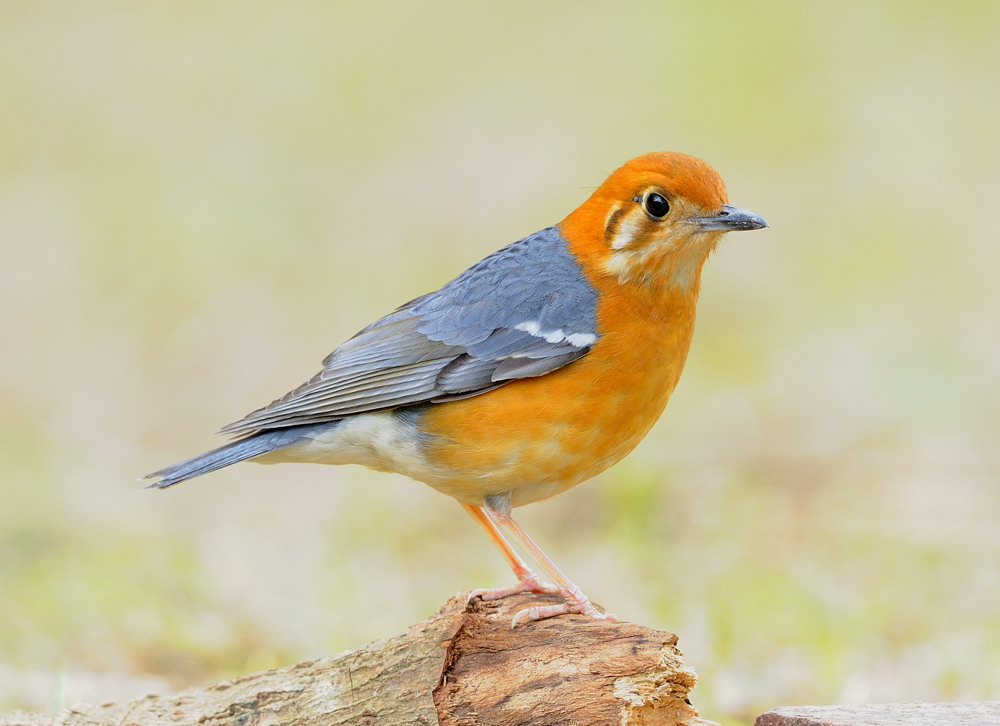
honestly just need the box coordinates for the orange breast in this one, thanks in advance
[418,285,698,506]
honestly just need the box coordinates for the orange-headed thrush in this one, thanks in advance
[146,151,768,625]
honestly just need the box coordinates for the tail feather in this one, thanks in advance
[144,424,321,489]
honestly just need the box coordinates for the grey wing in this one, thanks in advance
[218,226,599,436]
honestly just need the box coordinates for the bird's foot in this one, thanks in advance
[468,571,560,603]
[510,583,618,628]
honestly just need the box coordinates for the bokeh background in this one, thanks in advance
[2,2,999,723]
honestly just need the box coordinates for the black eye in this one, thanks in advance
[643,192,670,219]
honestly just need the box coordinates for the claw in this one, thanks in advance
[510,596,618,628]
[468,573,560,603]
[508,580,618,627]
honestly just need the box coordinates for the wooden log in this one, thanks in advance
[0,592,717,726]
[755,701,1000,726]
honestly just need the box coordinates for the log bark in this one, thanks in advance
[0,592,716,726]
[756,702,1000,726]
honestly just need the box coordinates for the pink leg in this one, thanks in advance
[460,502,560,601]
[482,500,618,627]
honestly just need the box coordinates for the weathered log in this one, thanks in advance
[755,701,1000,726]
[0,592,716,726]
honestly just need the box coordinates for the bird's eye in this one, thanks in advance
[643,192,670,219]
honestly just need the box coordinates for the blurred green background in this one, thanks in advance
[2,2,998,723]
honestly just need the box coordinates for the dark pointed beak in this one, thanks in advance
[692,204,768,232]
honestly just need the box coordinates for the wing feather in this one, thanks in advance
[219,226,599,436]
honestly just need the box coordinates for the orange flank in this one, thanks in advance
[419,284,699,507]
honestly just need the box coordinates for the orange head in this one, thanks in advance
[561,152,766,295]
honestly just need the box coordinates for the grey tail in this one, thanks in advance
[144,424,322,489]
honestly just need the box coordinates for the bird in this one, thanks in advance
[145,151,767,626]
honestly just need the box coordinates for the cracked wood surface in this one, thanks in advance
[0,592,715,726]
[755,702,1000,726]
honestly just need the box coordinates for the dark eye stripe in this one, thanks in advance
[604,206,625,244]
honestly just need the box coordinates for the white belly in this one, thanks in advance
[254,411,443,483]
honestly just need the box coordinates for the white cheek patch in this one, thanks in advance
[605,249,632,278]
[609,214,643,250]
[605,234,710,292]
[606,246,655,280]
[514,320,596,348]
